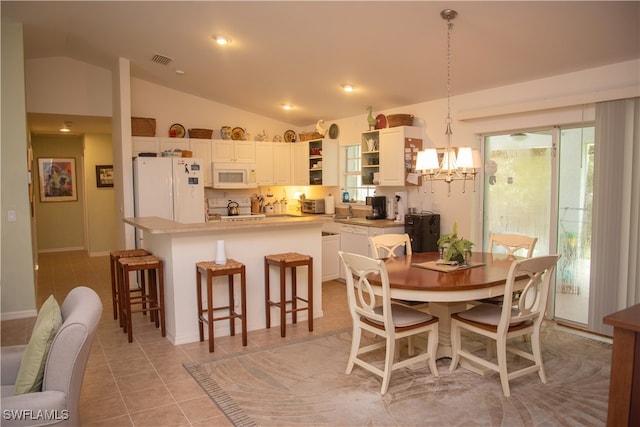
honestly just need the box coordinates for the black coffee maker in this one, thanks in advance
[366,196,387,220]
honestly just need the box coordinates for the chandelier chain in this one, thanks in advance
[446,17,453,135]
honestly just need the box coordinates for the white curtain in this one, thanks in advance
[589,97,640,335]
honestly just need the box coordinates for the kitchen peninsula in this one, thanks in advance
[125,215,331,345]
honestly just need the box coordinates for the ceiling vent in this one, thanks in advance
[151,54,173,66]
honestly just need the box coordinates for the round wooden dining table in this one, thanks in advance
[370,251,521,359]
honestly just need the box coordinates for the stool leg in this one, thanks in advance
[110,256,118,320]
[157,261,166,338]
[118,262,126,329]
[207,271,214,352]
[196,268,204,343]
[240,266,248,347]
[228,274,236,337]
[149,269,159,328]
[139,271,149,319]
[291,266,298,324]
[123,267,134,343]
[265,259,271,329]
[279,262,286,337]
[308,259,313,332]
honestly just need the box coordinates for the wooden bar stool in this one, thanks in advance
[109,249,150,321]
[264,252,313,337]
[118,255,166,343]
[196,260,247,352]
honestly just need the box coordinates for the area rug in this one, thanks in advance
[184,326,611,426]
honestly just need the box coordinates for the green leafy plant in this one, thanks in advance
[437,221,474,263]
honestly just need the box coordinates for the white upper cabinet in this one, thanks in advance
[255,141,275,186]
[308,138,339,186]
[273,142,291,185]
[362,126,422,187]
[290,142,309,185]
[212,139,256,163]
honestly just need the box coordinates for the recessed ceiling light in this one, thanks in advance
[212,35,231,46]
[60,121,72,132]
[282,104,294,110]
[341,84,356,93]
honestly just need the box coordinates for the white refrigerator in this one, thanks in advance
[133,157,206,224]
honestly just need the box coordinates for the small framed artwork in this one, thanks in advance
[38,158,77,202]
[96,165,114,188]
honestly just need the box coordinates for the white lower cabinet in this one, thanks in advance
[322,232,340,281]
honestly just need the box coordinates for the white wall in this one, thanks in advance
[1,19,37,318]
[131,78,299,140]
[25,57,112,117]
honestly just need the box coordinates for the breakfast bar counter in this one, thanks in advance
[124,215,331,345]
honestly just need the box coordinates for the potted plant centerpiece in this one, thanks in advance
[437,221,474,265]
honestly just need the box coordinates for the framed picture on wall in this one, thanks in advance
[96,165,114,188]
[38,157,77,202]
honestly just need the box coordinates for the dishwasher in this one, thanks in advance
[339,224,370,279]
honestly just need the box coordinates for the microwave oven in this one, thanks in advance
[301,199,325,214]
[212,162,257,189]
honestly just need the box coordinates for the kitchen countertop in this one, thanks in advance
[124,213,404,235]
[332,217,405,228]
[125,214,331,234]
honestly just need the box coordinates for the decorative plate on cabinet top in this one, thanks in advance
[284,130,297,142]
[375,114,387,130]
[169,123,186,138]
[328,123,339,139]
[231,127,245,140]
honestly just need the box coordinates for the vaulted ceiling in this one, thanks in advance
[4,1,639,133]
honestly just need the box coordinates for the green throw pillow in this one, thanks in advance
[13,295,62,395]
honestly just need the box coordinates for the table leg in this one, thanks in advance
[427,301,469,359]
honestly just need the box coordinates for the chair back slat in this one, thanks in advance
[339,251,392,329]
[369,234,412,259]
[488,233,537,258]
[499,255,561,331]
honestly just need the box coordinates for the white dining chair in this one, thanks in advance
[369,233,412,258]
[449,254,561,397]
[488,232,538,258]
[338,251,439,395]
[479,232,538,306]
[369,234,429,311]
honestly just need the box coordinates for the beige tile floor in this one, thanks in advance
[1,250,351,426]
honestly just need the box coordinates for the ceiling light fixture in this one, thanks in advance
[416,9,480,196]
[341,84,355,93]
[282,104,294,110]
[212,35,231,46]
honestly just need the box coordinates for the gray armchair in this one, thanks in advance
[1,286,103,426]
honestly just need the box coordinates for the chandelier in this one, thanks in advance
[416,9,481,196]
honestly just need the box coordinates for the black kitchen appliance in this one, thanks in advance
[405,213,440,253]
[365,196,387,220]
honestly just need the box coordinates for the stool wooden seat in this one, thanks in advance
[118,255,165,343]
[196,260,247,352]
[264,252,313,337]
[109,249,150,321]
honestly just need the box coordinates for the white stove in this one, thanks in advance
[219,214,266,222]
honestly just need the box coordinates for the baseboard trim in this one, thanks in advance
[38,246,84,254]
[2,309,38,321]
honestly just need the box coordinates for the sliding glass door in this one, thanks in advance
[483,126,594,327]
